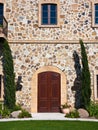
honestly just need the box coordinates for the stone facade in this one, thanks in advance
[5,0,98,42]
[0,0,98,112]
[10,43,97,112]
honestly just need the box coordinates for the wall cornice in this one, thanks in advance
[8,40,98,44]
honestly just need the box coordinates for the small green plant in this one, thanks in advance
[61,103,71,109]
[12,104,22,111]
[0,108,11,118]
[86,102,98,118]
[18,109,32,118]
[95,114,98,119]
[0,104,2,110]
[65,110,80,118]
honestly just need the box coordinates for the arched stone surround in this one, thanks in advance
[31,66,67,113]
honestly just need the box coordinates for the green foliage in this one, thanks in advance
[0,107,11,118]
[86,102,98,118]
[12,104,22,111]
[0,102,4,111]
[0,39,16,110]
[80,39,91,108]
[0,104,2,110]
[65,110,80,118]
[61,103,71,108]
[0,121,98,130]
[18,109,32,118]
[95,114,98,119]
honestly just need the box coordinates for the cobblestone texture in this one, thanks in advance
[9,43,98,111]
[5,0,98,41]
[0,0,97,111]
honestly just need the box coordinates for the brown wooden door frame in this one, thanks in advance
[38,71,61,112]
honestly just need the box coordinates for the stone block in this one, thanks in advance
[78,109,89,118]
[10,110,22,118]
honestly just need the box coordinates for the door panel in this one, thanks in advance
[50,72,60,112]
[38,71,60,112]
[38,72,49,112]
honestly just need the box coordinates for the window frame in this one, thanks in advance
[41,4,57,25]
[92,0,98,27]
[39,0,60,27]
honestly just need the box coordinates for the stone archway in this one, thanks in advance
[31,66,67,113]
[38,71,61,112]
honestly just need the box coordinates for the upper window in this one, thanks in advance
[39,0,60,27]
[41,4,57,25]
[0,3,4,25]
[92,1,98,27]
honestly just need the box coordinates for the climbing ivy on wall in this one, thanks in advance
[80,39,91,108]
[0,38,15,110]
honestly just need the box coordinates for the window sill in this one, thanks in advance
[92,24,98,28]
[39,24,60,28]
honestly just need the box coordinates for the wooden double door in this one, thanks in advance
[38,71,61,112]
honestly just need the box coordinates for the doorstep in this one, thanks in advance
[0,113,98,122]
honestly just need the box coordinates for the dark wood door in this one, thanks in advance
[38,71,60,112]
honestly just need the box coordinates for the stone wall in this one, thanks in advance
[9,43,97,111]
[5,0,98,41]
[1,0,98,111]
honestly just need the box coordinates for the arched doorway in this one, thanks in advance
[31,66,67,113]
[38,71,60,112]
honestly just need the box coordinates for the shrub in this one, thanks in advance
[95,114,98,119]
[61,103,71,109]
[1,39,16,110]
[18,109,32,118]
[12,104,22,111]
[0,108,10,118]
[0,103,2,110]
[65,110,80,118]
[80,39,91,108]
[86,102,98,118]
